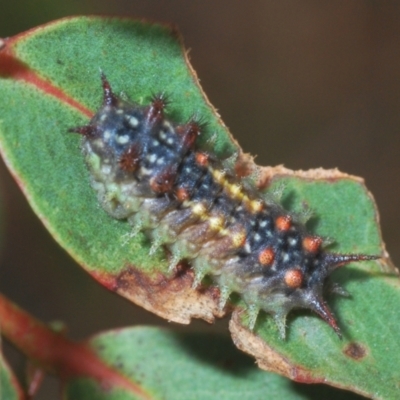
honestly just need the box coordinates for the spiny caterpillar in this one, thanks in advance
[71,74,378,339]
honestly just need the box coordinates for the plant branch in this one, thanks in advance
[0,293,152,399]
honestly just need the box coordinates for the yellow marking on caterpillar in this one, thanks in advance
[228,183,243,198]
[191,202,207,217]
[212,169,226,183]
[249,199,264,213]
[210,167,264,214]
[209,216,224,231]
[231,229,246,248]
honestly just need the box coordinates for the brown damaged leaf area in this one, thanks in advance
[113,264,226,324]
[343,342,368,361]
[229,311,326,382]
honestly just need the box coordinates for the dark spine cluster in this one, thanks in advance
[71,75,378,338]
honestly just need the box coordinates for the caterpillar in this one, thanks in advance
[71,74,378,338]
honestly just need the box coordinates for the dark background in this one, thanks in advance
[1,1,399,398]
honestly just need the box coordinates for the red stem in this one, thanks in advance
[0,39,93,118]
[0,293,152,399]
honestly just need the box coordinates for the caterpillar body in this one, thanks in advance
[71,75,378,338]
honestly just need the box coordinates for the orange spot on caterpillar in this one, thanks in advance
[176,187,190,201]
[303,236,322,253]
[258,247,275,266]
[275,215,292,231]
[195,152,209,166]
[150,167,176,193]
[284,269,303,288]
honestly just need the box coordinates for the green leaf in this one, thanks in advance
[65,326,363,400]
[0,17,398,399]
[0,352,24,400]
